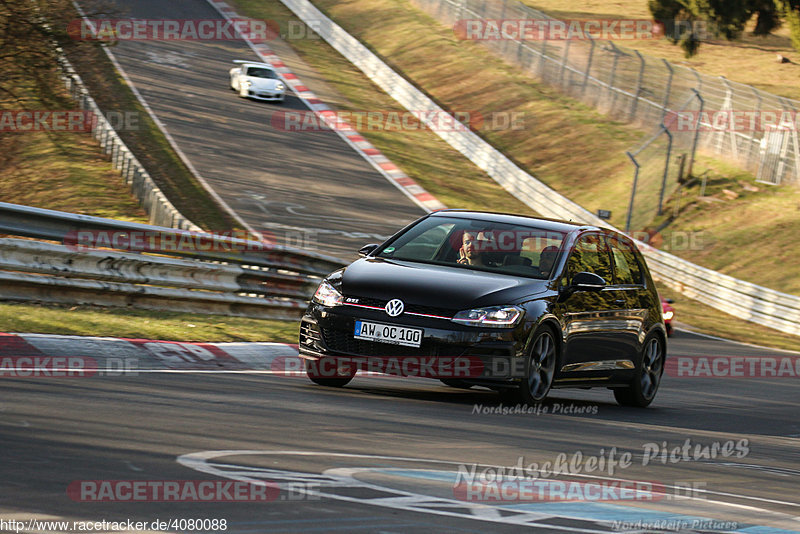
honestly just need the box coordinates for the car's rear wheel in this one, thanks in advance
[614,334,664,407]
[305,358,355,388]
[505,326,557,405]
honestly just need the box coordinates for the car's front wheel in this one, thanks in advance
[614,334,664,407]
[505,326,557,405]
[305,358,356,388]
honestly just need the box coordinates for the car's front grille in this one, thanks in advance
[347,296,455,318]
[320,327,466,358]
[300,321,323,349]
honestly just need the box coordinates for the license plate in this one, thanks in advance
[354,320,422,348]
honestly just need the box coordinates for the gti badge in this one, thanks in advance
[385,299,405,317]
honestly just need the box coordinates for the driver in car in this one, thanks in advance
[458,231,493,267]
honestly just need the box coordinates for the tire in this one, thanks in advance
[305,358,355,388]
[503,326,557,405]
[614,334,664,407]
[440,378,473,389]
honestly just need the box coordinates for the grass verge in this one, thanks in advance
[0,302,299,343]
[0,79,149,221]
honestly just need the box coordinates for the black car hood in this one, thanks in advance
[338,258,548,309]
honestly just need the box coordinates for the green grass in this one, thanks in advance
[0,302,299,343]
[0,81,149,221]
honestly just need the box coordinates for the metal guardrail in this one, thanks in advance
[0,203,346,319]
[276,0,800,337]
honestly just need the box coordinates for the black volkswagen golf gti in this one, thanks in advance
[299,210,667,407]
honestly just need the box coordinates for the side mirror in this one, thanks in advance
[358,243,380,257]
[570,271,607,292]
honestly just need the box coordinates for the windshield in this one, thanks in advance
[375,216,566,279]
[246,67,278,79]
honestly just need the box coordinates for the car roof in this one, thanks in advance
[235,62,276,70]
[430,209,608,235]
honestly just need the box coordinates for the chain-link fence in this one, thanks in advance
[412,0,800,193]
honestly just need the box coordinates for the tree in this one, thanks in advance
[648,0,792,57]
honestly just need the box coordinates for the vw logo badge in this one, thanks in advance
[385,299,405,317]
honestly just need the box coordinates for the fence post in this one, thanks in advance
[660,59,673,120]
[558,38,571,89]
[582,37,595,97]
[625,151,640,233]
[658,126,673,215]
[630,50,645,121]
[606,42,621,113]
[747,86,762,168]
[688,89,703,178]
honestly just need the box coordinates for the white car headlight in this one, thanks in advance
[312,280,343,307]
[451,305,524,328]
[662,311,674,320]
[275,82,285,92]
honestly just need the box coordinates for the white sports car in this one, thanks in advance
[229,60,286,102]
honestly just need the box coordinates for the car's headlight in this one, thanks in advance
[451,305,524,328]
[275,82,285,91]
[312,280,343,307]
[662,311,674,320]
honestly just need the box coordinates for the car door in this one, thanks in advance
[606,234,650,363]
[557,232,628,373]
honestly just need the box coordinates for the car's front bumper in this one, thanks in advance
[248,90,285,101]
[299,302,529,383]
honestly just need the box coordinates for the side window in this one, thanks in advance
[608,236,643,285]
[566,233,612,282]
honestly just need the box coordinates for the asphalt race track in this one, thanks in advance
[105,0,425,260]
[1,330,799,533]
